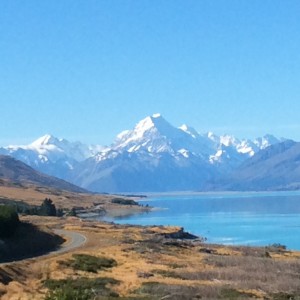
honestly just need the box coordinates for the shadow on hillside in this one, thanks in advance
[0,222,65,263]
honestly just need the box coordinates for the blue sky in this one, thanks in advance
[1,0,300,146]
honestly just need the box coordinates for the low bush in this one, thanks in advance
[44,277,120,300]
[271,292,300,300]
[136,282,223,299]
[220,288,257,299]
[266,243,287,253]
[60,254,117,273]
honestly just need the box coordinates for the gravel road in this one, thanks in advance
[0,230,87,265]
[52,229,87,254]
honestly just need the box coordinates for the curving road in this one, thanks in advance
[52,229,87,254]
[0,230,87,265]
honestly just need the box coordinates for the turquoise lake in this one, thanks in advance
[99,191,300,250]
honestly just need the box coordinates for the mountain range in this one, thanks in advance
[215,140,300,191]
[1,114,298,192]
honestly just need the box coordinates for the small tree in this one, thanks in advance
[68,207,77,217]
[40,198,57,216]
[56,208,64,217]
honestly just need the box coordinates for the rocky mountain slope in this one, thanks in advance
[0,155,86,193]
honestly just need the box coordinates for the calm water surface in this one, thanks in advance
[98,191,300,250]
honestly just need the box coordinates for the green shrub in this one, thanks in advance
[0,205,20,238]
[220,288,256,299]
[44,277,120,300]
[272,292,299,300]
[60,254,117,273]
[67,207,77,217]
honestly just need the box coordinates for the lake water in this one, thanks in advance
[98,191,300,250]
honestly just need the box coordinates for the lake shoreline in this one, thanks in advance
[93,191,300,251]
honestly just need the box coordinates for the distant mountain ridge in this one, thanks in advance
[0,155,87,193]
[214,140,300,191]
[0,134,103,180]
[0,114,293,192]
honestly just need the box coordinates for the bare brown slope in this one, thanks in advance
[0,155,87,193]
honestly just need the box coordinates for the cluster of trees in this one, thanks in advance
[0,198,77,235]
[0,198,76,240]
[40,198,57,216]
[111,198,138,206]
[0,198,58,239]
[0,205,20,238]
[16,198,64,217]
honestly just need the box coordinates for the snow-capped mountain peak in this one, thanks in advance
[135,114,162,133]
[134,113,173,134]
[113,114,180,153]
[30,134,60,147]
[109,114,221,160]
[0,133,104,173]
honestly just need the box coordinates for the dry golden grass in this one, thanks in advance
[0,184,150,221]
[2,215,300,299]
[0,184,113,209]
[1,186,300,299]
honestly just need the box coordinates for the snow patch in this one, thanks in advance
[152,113,161,118]
[178,149,190,158]
[179,124,199,138]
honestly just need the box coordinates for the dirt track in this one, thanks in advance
[52,229,87,254]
